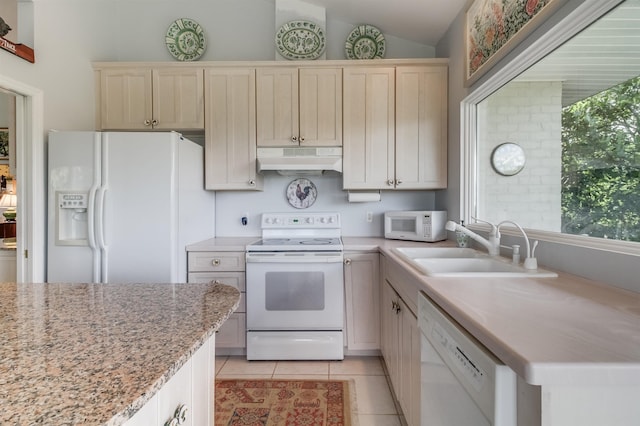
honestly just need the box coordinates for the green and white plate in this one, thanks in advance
[345,24,386,59]
[276,20,326,60]
[165,18,206,61]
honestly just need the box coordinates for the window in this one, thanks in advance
[464,0,640,253]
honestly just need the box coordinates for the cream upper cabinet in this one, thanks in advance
[204,68,262,191]
[343,67,395,190]
[343,64,448,190]
[395,65,448,189]
[97,67,204,130]
[256,67,342,147]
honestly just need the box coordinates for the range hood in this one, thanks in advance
[257,147,342,175]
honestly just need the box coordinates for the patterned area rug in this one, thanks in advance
[215,379,356,426]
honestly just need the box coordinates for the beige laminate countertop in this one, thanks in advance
[375,241,640,387]
[0,282,240,425]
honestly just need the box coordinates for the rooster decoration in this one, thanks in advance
[286,178,317,209]
[0,16,11,38]
[296,183,312,201]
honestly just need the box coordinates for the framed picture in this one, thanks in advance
[0,128,9,159]
[465,0,565,87]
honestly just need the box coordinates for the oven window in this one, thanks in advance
[392,218,415,232]
[265,271,325,311]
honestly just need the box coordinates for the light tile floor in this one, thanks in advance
[215,356,404,426]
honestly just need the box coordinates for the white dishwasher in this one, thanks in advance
[418,292,517,426]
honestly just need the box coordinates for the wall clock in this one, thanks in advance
[491,142,526,176]
[286,178,317,209]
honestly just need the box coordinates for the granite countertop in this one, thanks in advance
[0,282,240,425]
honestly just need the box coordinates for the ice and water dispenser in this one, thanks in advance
[55,191,89,245]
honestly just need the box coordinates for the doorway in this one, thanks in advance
[0,74,45,282]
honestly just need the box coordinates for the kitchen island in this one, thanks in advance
[0,281,240,425]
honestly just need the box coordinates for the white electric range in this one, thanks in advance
[245,212,344,360]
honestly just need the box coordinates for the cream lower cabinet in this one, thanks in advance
[343,252,380,351]
[187,251,246,350]
[380,279,420,426]
[124,333,215,426]
[96,66,204,131]
[204,68,262,190]
[343,64,448,190]
[256,67,342,147]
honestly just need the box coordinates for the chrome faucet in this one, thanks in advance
[445,219,500,256]
[496,220,538,270]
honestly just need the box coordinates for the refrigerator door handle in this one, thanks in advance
[95,186,108,282]
[87,185,99,250]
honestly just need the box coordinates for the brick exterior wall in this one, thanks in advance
[477,81,563,231]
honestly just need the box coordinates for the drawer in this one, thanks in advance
[187,271,246,291]
[216,313,246,349]
[188,251,245,272]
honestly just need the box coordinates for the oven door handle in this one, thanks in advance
[246,253,344,263]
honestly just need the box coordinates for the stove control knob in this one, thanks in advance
[319,217,327,224]
[305,217,313,224]
[327,216,335,223]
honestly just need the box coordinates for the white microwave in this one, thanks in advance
[384,210,448,242]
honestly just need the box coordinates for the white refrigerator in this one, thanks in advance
[47,131,215,283]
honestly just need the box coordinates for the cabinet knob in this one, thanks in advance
[144,119,151,126]
[387,179,394,186]
[396,180,402,185]
[249,180,256,186]
[299,136,305,143]
[212,279,221,284]
[212,259,221,266]
[291,136,298,142]
[152,119,159,126]
[344,258,352,265]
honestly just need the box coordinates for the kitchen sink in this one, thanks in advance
[393,247,485,259]
[393,247,558,278]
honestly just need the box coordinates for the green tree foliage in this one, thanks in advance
[562,75,640,241]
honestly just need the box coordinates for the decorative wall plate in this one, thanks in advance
[165,18,206,61]
[276,20,326,60]
[345,24,386,59]
[286,178,317,209]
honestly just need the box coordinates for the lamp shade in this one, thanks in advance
[0,192,17,208]
[0,192,17,221]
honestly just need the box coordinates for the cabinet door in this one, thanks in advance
[153,68,205,130]
[100,68,152,130]
[344,253,380,351]
[256,67,299,147]
[380,280,400,391]
[299,68,342,147]
[204,68,262,190]
[216,313,246,348]
[396,66,448,189]
[343,67,395,190]
[398,299,420,426]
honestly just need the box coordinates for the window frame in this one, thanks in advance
[460,0,640,256]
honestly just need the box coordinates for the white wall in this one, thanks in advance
[215,173,437,237]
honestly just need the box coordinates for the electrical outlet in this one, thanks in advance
[366,211,373,223]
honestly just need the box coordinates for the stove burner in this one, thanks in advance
[262,238,291,244]
[300,238,333,245]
